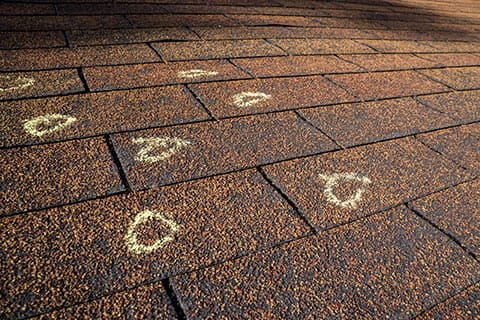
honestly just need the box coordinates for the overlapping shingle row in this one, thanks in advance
[1,0,479,318]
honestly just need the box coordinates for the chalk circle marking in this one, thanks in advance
[232,91,271,108]
[0,76,35,92]
[23,113,77,137]
[318,172,372,209]
[132,136,191,163]
[178,69,219,79]
[125,210,179,255]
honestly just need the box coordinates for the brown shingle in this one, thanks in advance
[1,44,160,71]
[111,112,337,190]
[327,70,449,100]
[412,179,480,257]
[67,27,198,46]
[269,38,374,55]
[151,39,285,61]
[0,138,125,216]
[416,91,480,123]
[419,67,480,90]
[0,69,84,101]
[416,123,480,175]
[189,75,357,118]
[84,60,251,91]
[339,53,438,71]
[173,206,480,319]
[0,31,66,49]
[0,86,209,148]
[0,170,309,318]
[127,14,240,28]
[263,137,470,229]
[232,55,362,77]
[299,97,457,147]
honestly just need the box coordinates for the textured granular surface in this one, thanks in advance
[35,283,178,320]
[424,40,480,53]
[0,137,124,216]
[151,39,285,61]
[227,14,322,26]
[172,206,480,319]
[0,44,161,71]
[419,66,480,90]
[127,14,241,28]
[189,75,357,118]
[3,0,480,318]
[416,123,480,175]
[56,3,169,15]
[411,179,480,257]
[67,27,199,46]
[298,97,457,147]
[0,31,66,49]
[417,282,480,320]
[84,60,251,91]
[268,38,374,55]
[339,53,438,71]
[416,53,480,67]
[112,112,337,190]
[0,15,131,31]
[0,170,309,318]
[191,26,294,40]
[357,40,439,53]
[416,91,480,123]
[0,69,84,101]
[262,137,471,230]
[232,55,362,77]
[0,86,209,148]
[285,26,373,39]
[327,70,449,100]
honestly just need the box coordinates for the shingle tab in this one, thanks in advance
[112,112,337,190]
[0,69,84,100]
[1,44,160,71]
[84,60,251,91]
[189,76,357,118]
[263,137,470,230]
[152,39,285,61]
[0,138,125,215]
[232,55,361,77]
[327,70,449,100]
[416,123,480,175]
[299,98,457,147]
[173,206,480,319]
[0,86,209,148]
[0,170,309,318]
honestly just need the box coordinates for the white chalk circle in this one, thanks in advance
[318,172,371,209]
[132,136,191,163]
[178,69,219,79]
[125,210,179,254]
[23,113,77,137]
[0,76,35,92]
[232,91,271,108]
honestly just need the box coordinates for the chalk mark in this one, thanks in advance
[132,136,191,163]
[0,76,35,92]
[318,172,371,209]
[23,113,77,137]
[125,210,179,254]
[232,91,271,108]
[178,69,219,79]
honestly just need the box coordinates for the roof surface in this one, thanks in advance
[1,0,480,318]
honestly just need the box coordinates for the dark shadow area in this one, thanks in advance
[0,0,479,50]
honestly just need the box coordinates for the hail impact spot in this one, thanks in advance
[23,113,77,137]
[125,210,179,254]
[318,172,372,209]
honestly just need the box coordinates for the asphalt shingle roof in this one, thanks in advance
[1,0,480,318]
